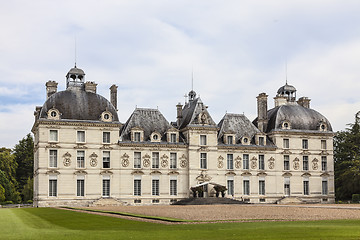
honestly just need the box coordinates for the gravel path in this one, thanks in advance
[86,204,360,222]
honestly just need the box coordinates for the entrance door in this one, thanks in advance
[284,184,290,196]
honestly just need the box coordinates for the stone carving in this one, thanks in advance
[143,159,150,167]
[89,152,98,167]
[293,157,300,170]
[196,170,212,182]
[161,159,168,168]
[268,157,275,169]
[235,156,242,169]
[218,155,224,169]
[251,156,257,169]
[63,152,71,167]
[180,154,187,168]
[121,153,130,167]
[312,158,319,170]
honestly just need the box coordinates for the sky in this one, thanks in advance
[1,0,360,148]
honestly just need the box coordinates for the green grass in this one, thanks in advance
[1,208,360,239]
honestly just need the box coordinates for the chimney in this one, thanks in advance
[176,103,183,127]
[110,84,118,111]
[46,81,58,99]
[257,93,268,132]
[274,95,287,107]
[297,97,311,108]
[84,81,97,93]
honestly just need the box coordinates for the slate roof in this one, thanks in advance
[120,108,174,142]
[39,87,119,122]
[178,98,217,129]
[253,103,333,133]
[218,113,260,144]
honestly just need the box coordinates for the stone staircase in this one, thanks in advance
[276,196,304,204]
[172,197,248,205]
[89,198,125,207]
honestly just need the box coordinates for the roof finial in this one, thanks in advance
[74,34,77,68]
[285,59,288,85]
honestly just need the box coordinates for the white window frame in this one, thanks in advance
[284,155,290,170]
[170,133,177,143]
[152,152,159,169]
[259,180,265,195]
[134,132,141,142]
[134,152,141,168]
[243,180,250,195]
[170,179,177,196]
[303,156,309,171]
[322,180,328,195]
[77,150,85,168]
[227,154,234,170]
[303,180,309,195]
[49,149,58,168]
[321,156,327,171]
[227,179,234,196]
[77,178,85,197]
[77,131,85,143]
[152,179,160,196]
[102,178,110,197]
[134,178,141,196]
[302,139,308,149]
[49,130,58,142]
[259,155,265,170]
[243,154,249,170]
[227,135,234,145]
[103,132,110,144]
[170,153,177,169]
[200,135,207,145]
[103,151,110,168]
[321,140,327,150]
[200,153,207,169]
[283,138,289,149]
[49,176,57,197]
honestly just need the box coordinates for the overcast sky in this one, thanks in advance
[1,0,360,148]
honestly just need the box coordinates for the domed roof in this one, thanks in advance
[265,104,332,132]
[39,88,119,122]
[67,66,85,76]
[277,83,296,95]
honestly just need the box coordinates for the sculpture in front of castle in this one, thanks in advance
[32,66,334,206]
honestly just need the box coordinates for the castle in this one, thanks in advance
[32,65,334,206]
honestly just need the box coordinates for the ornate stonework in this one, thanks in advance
[217,155,224,169]
[121,153,130,167]
[89,152,98,167]
[235,156,242,169]
[251,156,257,169]
[312,158,319,170]
[161,154,169,168]
[268,157,275,169]
[63,152,71,167]
[293,157,300,170]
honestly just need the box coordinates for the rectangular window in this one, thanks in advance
[321,140,327,150]
[259,155,265,170]
[259,137,264,146]
[49,130,58,142]
[170,133,177,143]
[303,180,309,195]
[259,180,265,195]
[103,132,110,143]
[200,135,207,145]
[170,179,177,195]
[102,179,110,197]
[243,154,249,170]
[152,179,159,196]
[283,138,289,149]
[200,153,207,169]
[227,180,234,196]
[227,136,233,145]
[284,155,290,170]
[134,132,141,142]
[103,151,110,168]
[134,179,141,196]
[49,179,57,197]
[284,178,290,196]
[170,153,177,169]
[77,150,85,168]
[322,181,328,195]
[77,131,85,143]
[303,156,309,171]
[227,154,234,170]
[302,139,308,149]
[77,179,85,196]
[243,180,250,195]
[321,156,327,171]
[49,150,58,168]
[152,152,159,169]
[134,152,141,168]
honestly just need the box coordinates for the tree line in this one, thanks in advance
[0,134,33,204]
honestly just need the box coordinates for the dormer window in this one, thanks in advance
[255,134,266,146]
[282,121,291,129]
[224,133,235,145]
[319,122,327,131]
[241,136,250,145]
[166,128,179,143]
[170,133,177,143]
[150,132,161,143]
[131,127,144,142]
[101,111,113,122]
[227,136,233,144]
[259,137,264,146]
[200,135,207,145]
[47,108,60,120]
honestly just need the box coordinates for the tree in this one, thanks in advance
[22,177,33,202]
[0,185,5,202]
[13,134,34,190]
[334,112,360,200]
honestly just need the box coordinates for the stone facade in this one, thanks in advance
[32,66,334,207]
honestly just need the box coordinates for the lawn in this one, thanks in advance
[1,208,360,240]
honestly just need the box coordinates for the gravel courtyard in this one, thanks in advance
[87,204,360,221]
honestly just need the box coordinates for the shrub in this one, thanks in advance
[27,200,33,204]
[352,194,360,203]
